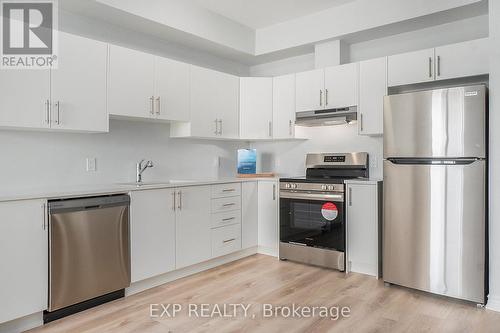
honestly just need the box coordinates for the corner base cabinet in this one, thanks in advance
[0,199,48,324]
[346,181,382,277]
[258,181,279,255]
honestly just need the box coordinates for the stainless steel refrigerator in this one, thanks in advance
[383,84,487,304]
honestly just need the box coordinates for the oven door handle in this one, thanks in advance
[279,191,344,202]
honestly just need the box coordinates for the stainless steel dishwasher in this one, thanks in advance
[45,194,130,323]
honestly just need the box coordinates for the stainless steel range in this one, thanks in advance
[279,152,369,271]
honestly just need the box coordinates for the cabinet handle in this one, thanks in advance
[222,203,235,207]
[360,113,364,132]
[55,101,61,125]
[273,184,276,200]
[222,217,236,222]
[428,57,432,78]
[156,96,161,115]
[149,96,155,115]
[172,191,176,211]
[437,56,441,77]
[222,188,235,192]
[45,99,50,124]
[349,187,353,206]
[223,238,236,244]
[268,121,272,137]
[325,89,329,106]
[319,90,323,106]
[42,203,47,230]
[177,191,182,210]
[218,119,223,135]
[289,120,293,136]
[214,119,219,135]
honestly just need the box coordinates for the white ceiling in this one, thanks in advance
[191,0,356,29]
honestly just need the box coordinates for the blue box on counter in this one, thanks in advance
[237,149,257,174]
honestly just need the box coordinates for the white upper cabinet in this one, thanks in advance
[324,62,359,109]
[388,48,435,86]
[358,57,387,136]
[154,57,190,122]
[0,69,50,129]
[273,74,296,139]
[295,69,324,112]
[173,65,239,139]
[108,45,155,119]
[434,38,489,81]
[130,188,176,283]
[51,32,108,132]
[0,199,48,324]
[239,77,273,140]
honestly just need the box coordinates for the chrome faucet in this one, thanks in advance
[136,159,154,183]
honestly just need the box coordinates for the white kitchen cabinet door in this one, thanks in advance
[0,69,50,129]
[258,181,278,255]
[388,48,435,86]
[154,57,190,121]
[175,185,212,268]
[188,66,222,138]
[435,38,489,81]
[242,181,258,249]
[216,72,240,139]
[295,69,324,112]
[130,189,176,283]
[239,77,273,140]
[324,63,359,108]
[108,44,155,119]
[0,199,48,324]
[346,183,380,277]
[273,74,296,139]
[51,32,108,132]
[359,57,387,136]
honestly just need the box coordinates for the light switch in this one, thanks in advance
[86,157,97,172]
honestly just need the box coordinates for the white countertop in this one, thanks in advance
[0,177,279,202]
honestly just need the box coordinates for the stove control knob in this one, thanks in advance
[292,183,298,189]
[285,183,291,189]
[321,184,327,191]
[327,185,334,191]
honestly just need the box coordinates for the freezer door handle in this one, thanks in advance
[386,158,481,165]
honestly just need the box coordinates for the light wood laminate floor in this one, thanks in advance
[28,254,500,333]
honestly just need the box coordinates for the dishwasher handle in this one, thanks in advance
[49,194,130,214]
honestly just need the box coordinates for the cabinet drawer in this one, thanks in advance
[211,210,241,228]
[211,224,241,257]
[211,183,241,198]
[211,197,241,213]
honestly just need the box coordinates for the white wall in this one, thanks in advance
[251,126,383,179]
[487,0,500,312]
[0,120,245,193]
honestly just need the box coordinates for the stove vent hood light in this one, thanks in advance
[295,107,358,127]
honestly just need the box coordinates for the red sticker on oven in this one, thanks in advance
[321,202,338,221]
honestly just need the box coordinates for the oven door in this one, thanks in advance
[279,191,345,251]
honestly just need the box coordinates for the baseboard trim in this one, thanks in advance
[126,246,258,296]
[487,295,500,312]
[0,312,43,333]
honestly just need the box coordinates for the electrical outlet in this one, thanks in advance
[86,157,97,172]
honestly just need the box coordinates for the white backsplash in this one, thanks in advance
[0,119,246,193]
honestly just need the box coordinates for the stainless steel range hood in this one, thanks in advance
[295,107,357,127]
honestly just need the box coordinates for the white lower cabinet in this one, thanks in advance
[258,181,279,255]
[0,199,48,324]
[242,182,258,249]
[346,182,381,277]
[130,189,176,283]
[211,224,242,257]
[175,185,212,269]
